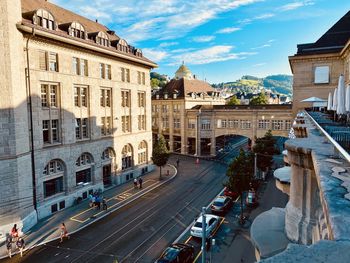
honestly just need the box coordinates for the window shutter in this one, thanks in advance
[39,50,47,70]
[55,53,59,72]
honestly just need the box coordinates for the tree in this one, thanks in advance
[227,95,240,105]
[150,78,160,90]
[252,130,276,173]
[152,134,170,179]
[225,149,253,224]
[250,92,268,105]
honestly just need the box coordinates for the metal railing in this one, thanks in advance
[305,111,350,162]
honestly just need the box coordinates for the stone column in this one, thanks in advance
[285,143,318,244]
[169,104,174,152]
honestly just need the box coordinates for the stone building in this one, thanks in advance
[151,64,225,154]
[289,10,350,116]
[0,0,156,237]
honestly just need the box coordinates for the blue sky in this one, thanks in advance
[53,0,350,83]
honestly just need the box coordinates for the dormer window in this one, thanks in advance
[173,93,177,99]
[164,93,168,99]
[35,9,55,30]
[69,22,86,39]
[192,93,196,99]
[156,94,160,100]
[96,32,109,47]
[135,48,142,57]
[117,39,128,52]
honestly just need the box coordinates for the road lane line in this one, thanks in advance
[193,250,202,263]
[184,236,192,244]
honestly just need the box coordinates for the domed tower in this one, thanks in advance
[175,62,193,80]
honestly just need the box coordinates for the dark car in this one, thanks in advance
[211,196,233,214]
[223,187,239,200]
[155,243,194,263]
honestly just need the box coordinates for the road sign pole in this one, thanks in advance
[201,207,206,263]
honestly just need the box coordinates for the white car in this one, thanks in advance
[190,214,220,238]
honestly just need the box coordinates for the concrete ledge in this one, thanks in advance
[250,207,290,260]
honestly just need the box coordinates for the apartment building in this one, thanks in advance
[0,0,156,235]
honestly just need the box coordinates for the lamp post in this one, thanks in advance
[201,206,206,263]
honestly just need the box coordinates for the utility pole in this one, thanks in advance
[201,207,206,263]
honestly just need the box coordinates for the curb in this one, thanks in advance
[0,164,177,260]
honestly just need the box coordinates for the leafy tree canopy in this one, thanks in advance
[250,92,268,105]
[227,95,240,105]
[252,130,276,171]
[151,78,160,89]
[152,134,170,178]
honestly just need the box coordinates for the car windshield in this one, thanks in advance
[162,247,178,261]
[194,222,203,228]
[213,201,224,207]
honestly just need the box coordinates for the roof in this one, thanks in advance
[156,78,215,99]
[195,214,219,224]
[20,0,156,66]
[296,10,350,55]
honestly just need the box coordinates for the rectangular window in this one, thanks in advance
[49,52,58,72]
[100,88,111,107]
[121,90,130,107]
[50,85,57,107]
[39,50,47,70]
[72,57,79,75]
[201,119,211,130]
[43,120,50,143]
[221,119,227,128]
[174,118,180,129]
[121,68,125,82]
[228,119,239,128]
[74,86,88,107]
[51,119,59,142]
[126,69,130,82]
[314,66,330,84]
[82,118,88,138]
[272,120,283,130]
[80,59,88,76]
[100,89,105,107]
[101,117,106,135]
[285,120,291,130]
[138,115,146,130]
[81,87,87,107]
[74,87,79,106]
[162,117,169,129]
[188,119,196,129]
[44,177,63,198]
[162,105,169,113]
[106,116,111,134]
[122,116,131,132]
[137,71,142,84]
[241,120,251,129]
[106,64,111,80]
[258,120,270,129]
[75,118,81,139]
[138,92,145,107]
[76,169,91,185]
[142,72,146,85]
[100,63,105,79]
[41,85,48,107]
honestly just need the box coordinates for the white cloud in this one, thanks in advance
[54,0,263,44]
[279,1,314,12]
[239,13,275,24]
[216,27,241,34]
[191,35,216,43]
[159,42,179,47]
[251,44,271,50]
[142,48,168,62]
[169,45,256,65]
[253,63,266,67]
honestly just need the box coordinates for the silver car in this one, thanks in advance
[190,214,220,238]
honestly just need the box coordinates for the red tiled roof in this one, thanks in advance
[159,78,214,98]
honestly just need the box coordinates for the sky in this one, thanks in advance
[52,0,350,83]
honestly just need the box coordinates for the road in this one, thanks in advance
[3,139,247,263]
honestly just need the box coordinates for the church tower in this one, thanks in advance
[0,0,37,239]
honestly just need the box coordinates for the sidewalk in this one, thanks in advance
[0,163,177,259]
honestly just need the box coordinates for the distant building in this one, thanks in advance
[289,10,350,116]
[0,0,156,236]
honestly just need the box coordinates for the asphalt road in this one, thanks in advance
[3,139,247,263]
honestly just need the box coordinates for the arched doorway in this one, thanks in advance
[102,147,115,186]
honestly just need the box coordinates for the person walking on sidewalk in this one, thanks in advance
[60,222,70,243]
[138,177,143,189]
[11,224,19,241]
[16,237,25,257]
[133,178,138,189]
[6,234,12,258]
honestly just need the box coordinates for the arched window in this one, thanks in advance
[35,9,55,30]
[96,32,109,47]
[43,159,64,198]
[138,141,147,164]
[135,48,142,57]
[75,153,93,185]
[117,39,128,52]
[102,147,115,160]
[69,22,86,39]
[121,144,133,170]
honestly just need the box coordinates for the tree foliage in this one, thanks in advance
[252,130,276,172]
[250,92,268,105]
[225,149,253,222]
[150,78,160,89]
[227,95,240,105]
[152,134,170,179]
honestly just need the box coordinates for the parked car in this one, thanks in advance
[190,214,220,238]
[155,243,194,263]
[223,187,239,200]
[211,196,233,214]
[246,189,257,207]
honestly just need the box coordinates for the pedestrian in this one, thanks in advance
[176,158,180,168]
[16,237,25,257]
[11,224,19,241]
[60,222,69,243]
[133,178,138,189]
[138,177,143,189]
[102,198,107,210]
[5,234,12,258]
[95,196,101,210]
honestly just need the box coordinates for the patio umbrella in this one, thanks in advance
[337,74,346,115]
[346,85,350,112]
[300,97,327,103]
[332,88,338,111]
[327,92,333,111]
